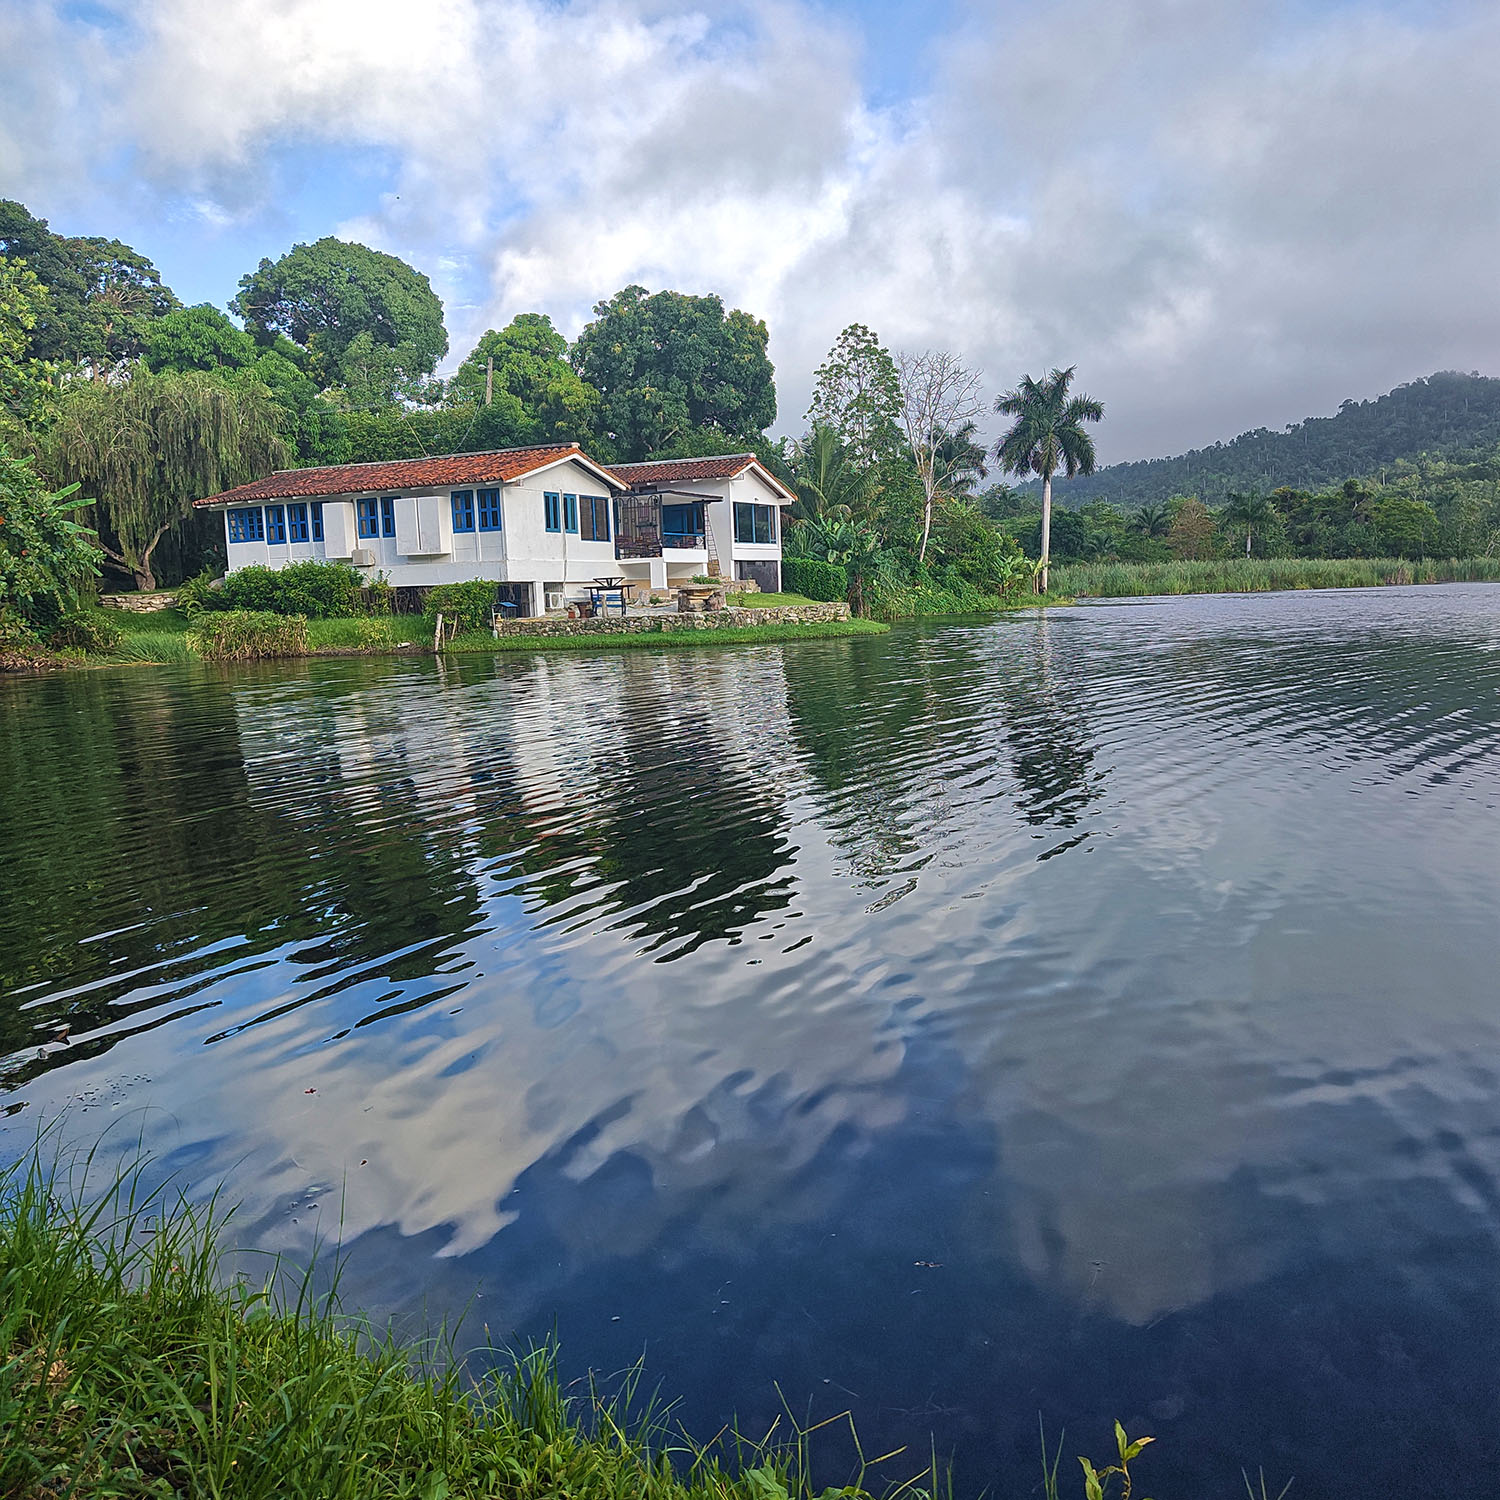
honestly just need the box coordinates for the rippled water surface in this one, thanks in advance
[6,587,1500,1497]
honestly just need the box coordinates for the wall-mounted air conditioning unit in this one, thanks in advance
[544,588,566,612]
[351,547,376,567]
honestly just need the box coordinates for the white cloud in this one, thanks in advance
[2,0,1499,457]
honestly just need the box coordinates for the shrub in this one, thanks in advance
[188,609,309,660]
[424,579,498,631]
[0,447,101,633]
[48,609,123,654]
[213,561,362,618]
[174,567,219,616]
[783,556,849,602]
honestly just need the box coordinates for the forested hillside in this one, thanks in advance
[1047,372,1500,508]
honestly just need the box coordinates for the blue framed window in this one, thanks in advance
[579,494,610,542]
[544,492,561,532]
[226,507,264,543]
[356,497,380,538]
[661,502,703,545]
[380,496,397,537]
[265,504,287,544]
[311,502,324,542]
[733,502,775,545]
[477,488,502,531]
[451,490,476,532]
[563,493,578,533]
[287,503,310,543]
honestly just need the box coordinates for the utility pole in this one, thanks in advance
[485,355,493,407]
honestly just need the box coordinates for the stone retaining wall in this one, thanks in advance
[102,592,178,613]
[492,603,851,638]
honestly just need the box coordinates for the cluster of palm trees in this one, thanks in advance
[790,366,1105,599]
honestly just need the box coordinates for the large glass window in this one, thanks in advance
[477,488,502,531]
[287,503,310,543]
[734,502,775,545]
[563,493,579,534]
[579,494,610,542]
[451,491,476,532]
[543,492,561,532]
[381,497,397,537]
[227,507,264,543]
[356,497,380,538]
[265,504,287,544]
[661,503,704,545]
[311,503,324,542]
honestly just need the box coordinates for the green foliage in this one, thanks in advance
[0,447,99,633]
[0,255,54,418]
[174,566,219,615]
[783,556,850,602]
[212,561,363,618]
[188,609,310,660]
[0,198,179,368]
[47,607,121,653]
[341,402,532,464]
[448,313,601,444]
[425,579,500,631]
[141,302,258,374]
[231,236,448,397]
[571,285,776,461]
[1051,555,1500,596]
[804,324,904,466]
[789,424,875,523]
[1049,370,1500,508]
[40,368,290,591]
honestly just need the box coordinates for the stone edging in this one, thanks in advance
[491,603,851,638]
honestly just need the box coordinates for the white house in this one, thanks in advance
[194,444,796,614]
[607,454,796,594]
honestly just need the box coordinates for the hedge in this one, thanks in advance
[782,557,849,602]
[211,562,363,619]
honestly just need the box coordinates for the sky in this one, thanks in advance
[2,0,1497,462]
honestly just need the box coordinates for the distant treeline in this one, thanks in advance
[1031,372,1500,510]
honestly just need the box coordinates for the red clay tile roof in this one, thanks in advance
[609,454,793,499]
[193,444,622,508]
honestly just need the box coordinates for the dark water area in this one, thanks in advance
[6,586,1500,1498]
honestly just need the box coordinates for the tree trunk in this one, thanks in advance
[917,478,935,567]
[1245,527,1252,559]
[1039,473,1052,594]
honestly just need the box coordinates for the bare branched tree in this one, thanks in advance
[895,350,986,566]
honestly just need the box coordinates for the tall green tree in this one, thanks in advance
[805,323,904,466]
[0,256,53,419]
[571,286,776,461]
[142,303,259,374]
[1223,491,1274,557]
[0,200,179,368]
[231,238,448,398]
[994,366,1104,592]
[448,314,600,443]
[41,370,288,591]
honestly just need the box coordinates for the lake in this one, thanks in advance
[5,586,1500,1498]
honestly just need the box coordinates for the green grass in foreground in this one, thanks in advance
[723,592,817,608]
[1052,555,1500,598]
[0,1149,1176,1500]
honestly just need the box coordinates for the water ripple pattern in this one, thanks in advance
[5,584,1500,1498]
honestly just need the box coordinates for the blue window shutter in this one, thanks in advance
[311,503,324,542]
[381,497,396,536]
[544,492,561,532]
[564,494,578,533]
[451,491,475,532]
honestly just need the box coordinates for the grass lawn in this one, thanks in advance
[722,591,817,607]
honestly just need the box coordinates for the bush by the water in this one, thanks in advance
[424,579,500,631]
[210,561,363,618]
[782,556,849,603]
[0,448,101,641]
[47,609,122,654]
[188,609,309,660]
[0,1148,1164,1500]
[1052,555,1500,598]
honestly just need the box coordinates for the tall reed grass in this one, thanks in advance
[187,610,311,661]
[1051,555,1500,599]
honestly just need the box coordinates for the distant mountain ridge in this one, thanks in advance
[1039,372,1500,510]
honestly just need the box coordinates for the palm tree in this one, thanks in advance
[1130,500,1170,538]
[932,418,989,494]
[994,367,1103,593]
[791,422,873,524]
[1223,491,1274,558]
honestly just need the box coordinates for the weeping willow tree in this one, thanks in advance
[42,368,288,590]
